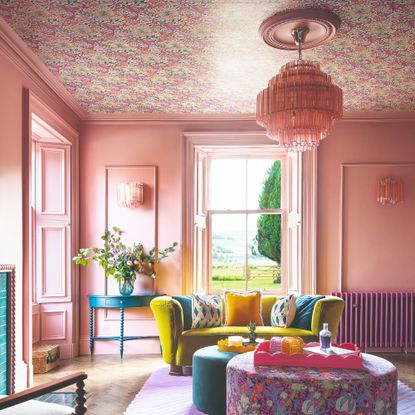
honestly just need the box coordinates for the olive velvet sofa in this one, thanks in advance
[150,295,344,375]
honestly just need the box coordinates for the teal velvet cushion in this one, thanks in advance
[291,295,325,330]
[172,296,192,331]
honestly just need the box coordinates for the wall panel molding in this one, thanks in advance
[339,162,415,291]
[40,147,66,215]
[104,165,158,303]
[39,226,67,299]
[41,310,67,341]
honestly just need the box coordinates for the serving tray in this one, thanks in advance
[254,341,362,369]
[217,339,257,353]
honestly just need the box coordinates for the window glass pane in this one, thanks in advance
[248,213,281,291]
[248,159,281,210]
[211,213,246,291]
[209,159,246,210]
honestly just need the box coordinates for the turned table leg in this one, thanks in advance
[89,306,94,355]
[120,307,125,359]
[75,378,87,415]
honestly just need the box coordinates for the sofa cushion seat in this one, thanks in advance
[176,326,315,367]
[181,326,313,338]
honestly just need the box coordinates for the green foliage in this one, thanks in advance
[73,227,177,282]
[212,275,245,281]
[253,161,281,264]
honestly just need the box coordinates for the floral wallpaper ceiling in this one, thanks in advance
[1,0,414,114]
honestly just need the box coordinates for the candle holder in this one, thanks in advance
[281,336,304,355]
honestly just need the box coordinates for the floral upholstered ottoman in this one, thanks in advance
[226,351,397,415]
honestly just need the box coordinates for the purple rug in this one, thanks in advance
[124,366,203,415]
[124,366,415,415]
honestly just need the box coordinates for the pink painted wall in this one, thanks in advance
[80,119,415,354]
[317,121,415,294]
[0,50,79,388]
[78,121,261,354]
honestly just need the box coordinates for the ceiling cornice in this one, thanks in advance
[341,112,415,122]
[81,111,415,125]
[80,113,258,125]
[0,17,86,119]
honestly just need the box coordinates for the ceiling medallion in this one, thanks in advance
[256,9,343,152]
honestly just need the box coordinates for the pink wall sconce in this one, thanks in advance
[376,177,404,206]
[117,181,144,208]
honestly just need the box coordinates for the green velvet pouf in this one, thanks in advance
[192,345,238,415]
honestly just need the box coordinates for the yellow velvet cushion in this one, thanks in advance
[224,290,263,326]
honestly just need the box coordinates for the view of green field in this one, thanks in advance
[211,263,281,291]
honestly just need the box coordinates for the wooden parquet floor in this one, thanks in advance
[34,352,415,415]
[34,354,163,415]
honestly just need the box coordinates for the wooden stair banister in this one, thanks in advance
[0,371,88,414]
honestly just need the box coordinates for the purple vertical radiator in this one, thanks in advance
[329,292,415,352]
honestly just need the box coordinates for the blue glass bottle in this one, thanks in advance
[319,323,332,352]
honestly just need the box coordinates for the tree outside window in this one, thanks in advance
[210,158,282,292]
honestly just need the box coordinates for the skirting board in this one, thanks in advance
[79,337,161,355]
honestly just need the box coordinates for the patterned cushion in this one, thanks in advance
[271,294,296,328]
[224,290,263,326]
[192,294,222,328]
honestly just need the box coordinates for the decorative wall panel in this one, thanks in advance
[340,163,415,291]
[41,310,66,341]
[104,165,157,320]
[35,143,71,304]
[40,147,65,215]
[40,226,66,298]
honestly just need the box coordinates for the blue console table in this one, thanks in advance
[88,294,161,358]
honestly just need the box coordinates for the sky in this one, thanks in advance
[209,158,276,211]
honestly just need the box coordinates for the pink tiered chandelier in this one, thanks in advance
[256,9,343,152]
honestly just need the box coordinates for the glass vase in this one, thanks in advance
[119,278,134,296]
[319,322,332,352]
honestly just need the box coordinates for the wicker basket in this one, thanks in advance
[33,343,60,374]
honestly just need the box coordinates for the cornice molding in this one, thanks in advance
[341,111,415,122]
[81,111,415,125]
[81,112,258,125]
[0,18,86,119]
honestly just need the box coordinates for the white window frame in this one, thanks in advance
[206,151,287,295]
[182,132,317,296]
